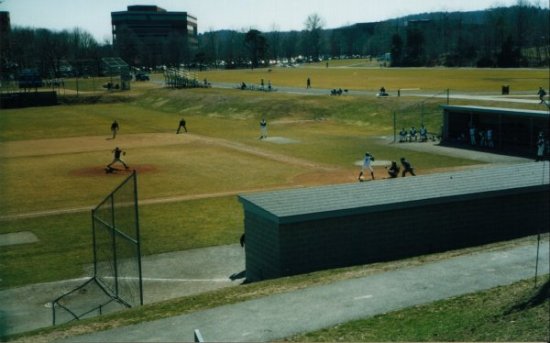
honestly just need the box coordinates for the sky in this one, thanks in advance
[1,0,542,43]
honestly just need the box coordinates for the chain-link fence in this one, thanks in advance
[52,171,142,325]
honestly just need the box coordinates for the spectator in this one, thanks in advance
[469,125,476,145]
[399,128,407,143]
[419,125,428,142]
[536,131,546,161]
[409,127,418,142]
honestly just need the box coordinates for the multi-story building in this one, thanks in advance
[0,11,10,35]
[111,5,197,66]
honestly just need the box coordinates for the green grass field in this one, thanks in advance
[1,64,548,341]
[1,66,547,286]
[201,64,548,92]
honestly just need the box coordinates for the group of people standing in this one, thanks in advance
[468,125,495,148]
[399,125,430,143]
[358,152,415,182]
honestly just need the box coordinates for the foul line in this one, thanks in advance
[0,185,305,221]
[109,276,231,283]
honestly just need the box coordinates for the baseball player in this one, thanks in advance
[400,157,416,177]
[358,152,375,181]
[177,118,187,134]
[110,120,119,139]
[107,147,129,170]
[259,118,267,139]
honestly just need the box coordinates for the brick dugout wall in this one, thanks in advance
[239,162,550,282]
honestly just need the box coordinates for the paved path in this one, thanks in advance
[210,82,546,105]
[0,245,245,336]
[61,241,549,342]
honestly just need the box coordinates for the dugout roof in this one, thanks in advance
[239,162,549,224]
[442,105,549,119]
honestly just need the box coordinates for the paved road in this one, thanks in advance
[210,82,546,105]
[61,241,549,342]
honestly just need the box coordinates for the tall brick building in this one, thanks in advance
[111,5,197,66]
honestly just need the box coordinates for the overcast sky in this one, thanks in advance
[1,0,541,42]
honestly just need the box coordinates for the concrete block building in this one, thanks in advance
[239,162,549,282]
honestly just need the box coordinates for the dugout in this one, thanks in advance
[239,162,549,282]
[441,105,549,157]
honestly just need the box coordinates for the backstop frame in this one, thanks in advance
[52,171,143,325]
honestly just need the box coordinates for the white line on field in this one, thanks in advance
[353,294,373,300]
[104,276,231,283]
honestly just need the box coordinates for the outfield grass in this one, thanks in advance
[201,66,548,92]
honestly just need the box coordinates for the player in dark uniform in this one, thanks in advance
[400,157,416,177]
[386,161,400,178]
[111,120,119,139]
[177,118,187,134]
[107,147,129,170]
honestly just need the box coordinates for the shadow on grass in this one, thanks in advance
[504,278,550,315]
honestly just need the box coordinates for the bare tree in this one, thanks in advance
[303,13,325,62]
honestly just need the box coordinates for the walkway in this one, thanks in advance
[210,82,546,105]
[61,241,548,342]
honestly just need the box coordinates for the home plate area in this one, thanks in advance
[262,136,300,144]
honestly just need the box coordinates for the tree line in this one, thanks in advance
[1,2,548,79]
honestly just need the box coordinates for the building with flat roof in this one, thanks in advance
[239,162,549,282]
[0,11,10,34]
[111,5,197,66]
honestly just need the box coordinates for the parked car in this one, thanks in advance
[135,72,150,81]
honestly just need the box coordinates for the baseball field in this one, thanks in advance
[0,62,548,339]
[1,62,547,286]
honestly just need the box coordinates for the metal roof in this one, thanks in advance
[102,57,128,69]
[442,105,550,119]
[239,162,550,224]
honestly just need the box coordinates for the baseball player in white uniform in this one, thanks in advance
[358,152,375,181]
